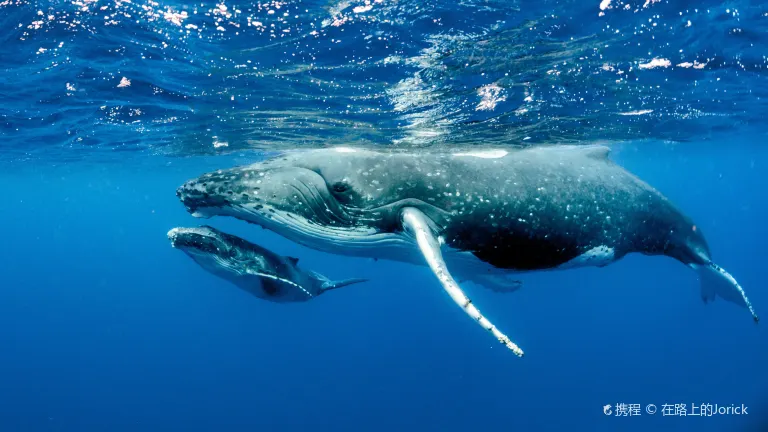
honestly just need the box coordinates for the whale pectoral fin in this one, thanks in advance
[321,278,368,291]
[460,274,523,293]
[695,262,759,323]
[475,275,523,293]
[307,270,367,291]
[400,207,524,357]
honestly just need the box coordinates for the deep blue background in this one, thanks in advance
[1,137,765,431]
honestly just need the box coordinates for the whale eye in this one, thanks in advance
[332,181,350,194]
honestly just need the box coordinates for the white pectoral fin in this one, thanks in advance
[321,278,369,291]
[694,262,759,324]
[400,207,524,357]
[308,270,367,292]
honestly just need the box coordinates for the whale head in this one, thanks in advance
[175,148,442,257]
[168,225,228,254]
[167,225,254,276]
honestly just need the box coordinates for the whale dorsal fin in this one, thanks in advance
[287,256,299,265]
[581,145,611,160]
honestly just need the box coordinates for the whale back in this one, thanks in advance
[360,146,690,271]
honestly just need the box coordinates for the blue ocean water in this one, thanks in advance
[1,0,767,430]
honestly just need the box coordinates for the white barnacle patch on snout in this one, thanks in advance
[557,245,615,269]
[452,150,508,159]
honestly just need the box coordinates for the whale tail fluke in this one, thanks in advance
[695,262,759,324]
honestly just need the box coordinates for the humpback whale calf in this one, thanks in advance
[168,225,367,302]
[176,145,759,356]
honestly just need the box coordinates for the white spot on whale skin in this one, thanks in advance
[452,150,508,159]
[557,245,615,269]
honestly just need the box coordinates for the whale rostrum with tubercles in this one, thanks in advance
[176,145,759,356]
[168,225,367,302]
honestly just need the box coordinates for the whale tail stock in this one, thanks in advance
[694,262,759,324]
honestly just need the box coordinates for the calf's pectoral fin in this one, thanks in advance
[400,207,524,357]
[694,262,759,324]
[458,274,523,293]
[475,274,524,293]
[322,278,369,291]
[307,270,368,292]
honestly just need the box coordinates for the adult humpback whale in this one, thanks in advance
[176,145,759,356]
[168,225,367,302]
